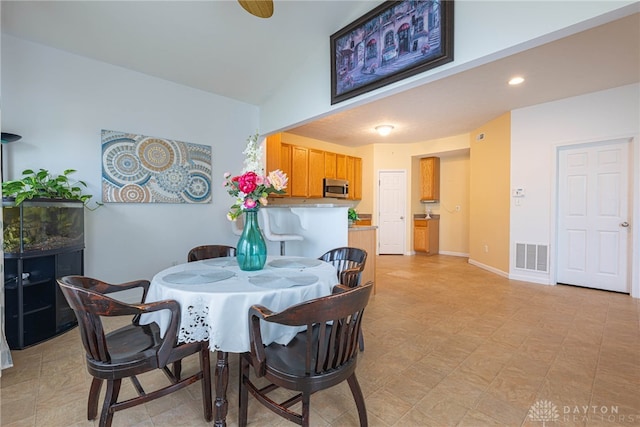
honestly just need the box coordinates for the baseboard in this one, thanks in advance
[438,251,469,257]
[508,272,554,285]
[467,259,509,278]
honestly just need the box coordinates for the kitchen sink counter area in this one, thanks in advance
[413,213,441,220]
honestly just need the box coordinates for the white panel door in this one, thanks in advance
[557,139,630,292]
[378,170,406,254]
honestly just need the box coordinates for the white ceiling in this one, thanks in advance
[2,1,639,147]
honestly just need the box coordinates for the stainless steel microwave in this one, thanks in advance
[323,178,349,199]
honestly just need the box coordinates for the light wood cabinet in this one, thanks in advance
[267,135,290,197]
[336,154,347,180]
[348,227,377,294]
[414,218,439,255]
[346,156,355,200]
[266,134,282,175]
[290,146,308,197]
[265,134,363,200]
[420,157,440,202]
[324,152,336,179]
[279,143,292,197]
[349,156,362,200]
[308,149,325,198]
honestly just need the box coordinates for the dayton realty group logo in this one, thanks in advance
[529,400,638,424]
[528,400,560,426]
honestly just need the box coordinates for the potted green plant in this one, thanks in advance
[2,168,99,207]
[347,207,360,226]
[2,169,99,253]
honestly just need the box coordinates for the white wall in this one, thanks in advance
[510,84,640,297]
[260,1,638,134]
[1,35,259,282]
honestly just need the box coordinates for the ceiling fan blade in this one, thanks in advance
[238,0,274,18]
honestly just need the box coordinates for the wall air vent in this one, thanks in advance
[515,243,548,272]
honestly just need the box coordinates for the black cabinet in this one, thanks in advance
[4,249,83,349]
[3,199,84,349]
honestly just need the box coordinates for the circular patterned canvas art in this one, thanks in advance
[102,129,212,203]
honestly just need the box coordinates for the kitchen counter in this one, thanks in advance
[348,225,377,231]
[348,226,377,294]
[258,205,348,257]
[414,213,440,220]
[265,203,344,208]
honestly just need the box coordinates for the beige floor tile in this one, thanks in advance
[2,254,639,426]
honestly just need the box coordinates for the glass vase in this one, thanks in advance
[236,208,267,271]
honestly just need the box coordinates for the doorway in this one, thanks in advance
[378,170,406,254]
[556,139,632,293]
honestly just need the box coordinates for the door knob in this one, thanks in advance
[620,222,629,227]
[400,216,404,220]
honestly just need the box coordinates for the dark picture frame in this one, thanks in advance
[330,0,454,105]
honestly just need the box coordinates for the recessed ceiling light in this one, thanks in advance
[509,76,525,86]
[375,125,394,136]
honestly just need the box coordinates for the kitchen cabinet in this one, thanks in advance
[265,134,363,200]
[266,134,282,176]
[308,149,325,198]
[266,135,290,197]
[414,218,439,255]
[347,226,377,294]
[346,156,355,200]
[280,143,292,197]
[290,146,308,197]
[336,154,347,180]
[324,152,336,179]
[347,156,362,200]
[420,157,440,202]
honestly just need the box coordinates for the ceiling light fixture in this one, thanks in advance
[508,76,525,85]
[375,125,394,136]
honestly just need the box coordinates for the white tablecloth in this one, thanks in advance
[139,256,338,353]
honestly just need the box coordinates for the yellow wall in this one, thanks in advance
[373,135,470,255]
[432,153,470,255]
[468,112,511,273]
[278,112,517,273]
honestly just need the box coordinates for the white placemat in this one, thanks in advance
[202,257,238,267]
[163,269,235,285]
[268,258,322,269]
[248,273,318,289]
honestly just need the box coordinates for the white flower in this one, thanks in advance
[241,132,264,174]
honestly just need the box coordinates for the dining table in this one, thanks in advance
[139,255,339,427]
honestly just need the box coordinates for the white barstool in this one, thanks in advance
[230,216,244,236]
[259,209,303,255]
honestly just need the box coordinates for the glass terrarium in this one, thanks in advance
[2,198,85,255]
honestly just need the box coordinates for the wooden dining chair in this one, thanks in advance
[239,282,373,427]
[57,276,213,427]
[319,247,368,350]
[318,246,368,288]
[188,244,236,262]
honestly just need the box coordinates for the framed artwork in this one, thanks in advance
[330,0,454,104]
[101,129,212,204]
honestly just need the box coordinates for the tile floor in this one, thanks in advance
[1,254,639,426]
